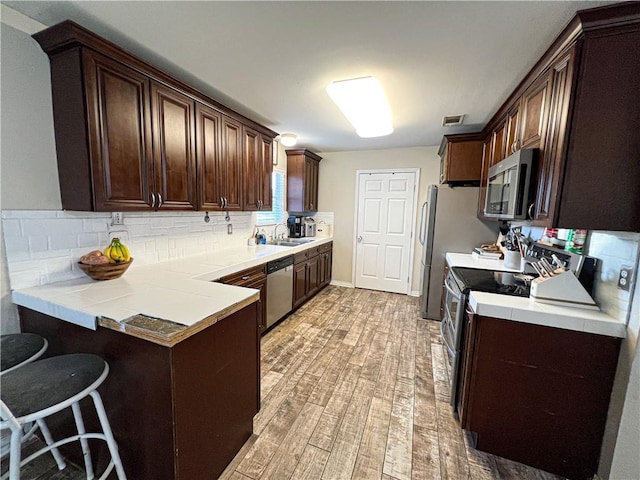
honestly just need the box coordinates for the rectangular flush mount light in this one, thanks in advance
[326,76,393,138]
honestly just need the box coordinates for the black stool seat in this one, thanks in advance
[1,354,106,418]
[1,333,46,372]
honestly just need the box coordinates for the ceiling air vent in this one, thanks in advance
[442,114,465,127]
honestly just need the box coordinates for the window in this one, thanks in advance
[256,172,286,225]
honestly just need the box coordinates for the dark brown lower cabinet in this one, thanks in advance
[293,242,332,310]
[458,311,621,480]
[19,302,260,480]
[217,264,267,332]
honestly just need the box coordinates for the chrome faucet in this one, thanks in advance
[273,222,288,240]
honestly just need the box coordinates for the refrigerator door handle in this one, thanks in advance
[418,201,428,245]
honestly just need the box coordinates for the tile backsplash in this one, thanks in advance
[521,226,640,323]
[2,210,254,290]
[587,231,640,324]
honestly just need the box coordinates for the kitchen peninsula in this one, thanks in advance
[13,238,333,480]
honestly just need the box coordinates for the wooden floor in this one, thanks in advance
[8,286,566,479]
[220,286,566,480]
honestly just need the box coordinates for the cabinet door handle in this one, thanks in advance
[241,276,250,280]
[157,193,163,208]
[151,192,157,209]
[224,197,228,208]
[220,197,224,208]
[528,202,535,220]
[440,173,444,183]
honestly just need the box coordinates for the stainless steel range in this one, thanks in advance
[441,266,532,408]
[441,243,598,412]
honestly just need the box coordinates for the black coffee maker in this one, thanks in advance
[288,215,305,238]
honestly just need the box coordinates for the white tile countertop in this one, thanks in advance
[13,237,333,334]
[447,252,626,338]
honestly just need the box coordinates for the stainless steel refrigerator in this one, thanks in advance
[418,185,499,319]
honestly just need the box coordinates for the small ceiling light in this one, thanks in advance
[326,76,393,138]
[280,133,297,147]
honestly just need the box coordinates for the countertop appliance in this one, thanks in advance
[484,148,535,220]
[419,185,499,320]
[266,255,294,329]
[288,215,305,238]
[304,217,316,237]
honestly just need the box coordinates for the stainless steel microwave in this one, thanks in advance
[484,149,535,220]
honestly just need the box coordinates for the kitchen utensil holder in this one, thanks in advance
[504,250,523,270]
[530,270,598,310]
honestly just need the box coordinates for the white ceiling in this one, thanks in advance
[3,1,614,152]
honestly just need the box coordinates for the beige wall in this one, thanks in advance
[317,147,440,294]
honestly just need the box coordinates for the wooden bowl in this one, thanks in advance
[78,258,133,281]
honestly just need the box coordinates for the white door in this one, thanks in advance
[354,171,417,294]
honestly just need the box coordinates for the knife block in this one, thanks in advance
[530,270,599,310]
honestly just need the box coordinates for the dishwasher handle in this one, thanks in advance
[266,255,294,274]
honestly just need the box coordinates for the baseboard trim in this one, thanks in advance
[408,290,420,297]
[330,280,354,288]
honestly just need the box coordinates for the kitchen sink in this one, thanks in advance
[266,240,300,247]
[266,238,316,247]
[285,238,316,244]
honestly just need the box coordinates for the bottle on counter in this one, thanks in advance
[565,229,587,253]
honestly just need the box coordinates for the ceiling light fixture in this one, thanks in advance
[326,76,393,138]
[280,133,297,147]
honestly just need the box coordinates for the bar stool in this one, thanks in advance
[0,333,48,374]
[0,353,127,480]
[0,333,66,472]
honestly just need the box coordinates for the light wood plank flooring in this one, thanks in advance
[8,286,567,479]
[221,286,566,480]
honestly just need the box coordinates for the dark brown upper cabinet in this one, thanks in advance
[242,127,273,211]
[476,3,640,231]
[150,82,197,211]
[438,134,483,186]
[33,20,277,212]
[196,104,244,211]
[286,149,322,213]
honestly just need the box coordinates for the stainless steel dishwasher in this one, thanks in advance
[266,255,294,329]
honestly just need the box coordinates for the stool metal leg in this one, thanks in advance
[8,428,22,480]
[71,402,94,479]
[89,391,126,480]
[35,418,67,471]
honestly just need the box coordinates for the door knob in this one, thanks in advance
[357,236,363,243]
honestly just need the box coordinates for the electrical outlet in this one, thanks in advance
[111,212,124,226]
[618,267,633,291]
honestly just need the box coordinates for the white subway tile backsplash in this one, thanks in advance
[588,231,640,324]
[2,210,254,290]
[28,236,48,253]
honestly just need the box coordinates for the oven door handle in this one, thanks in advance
[444,276,462,300]
[440,319,456,358]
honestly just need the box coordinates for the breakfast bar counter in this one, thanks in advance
[12,239,332,480]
